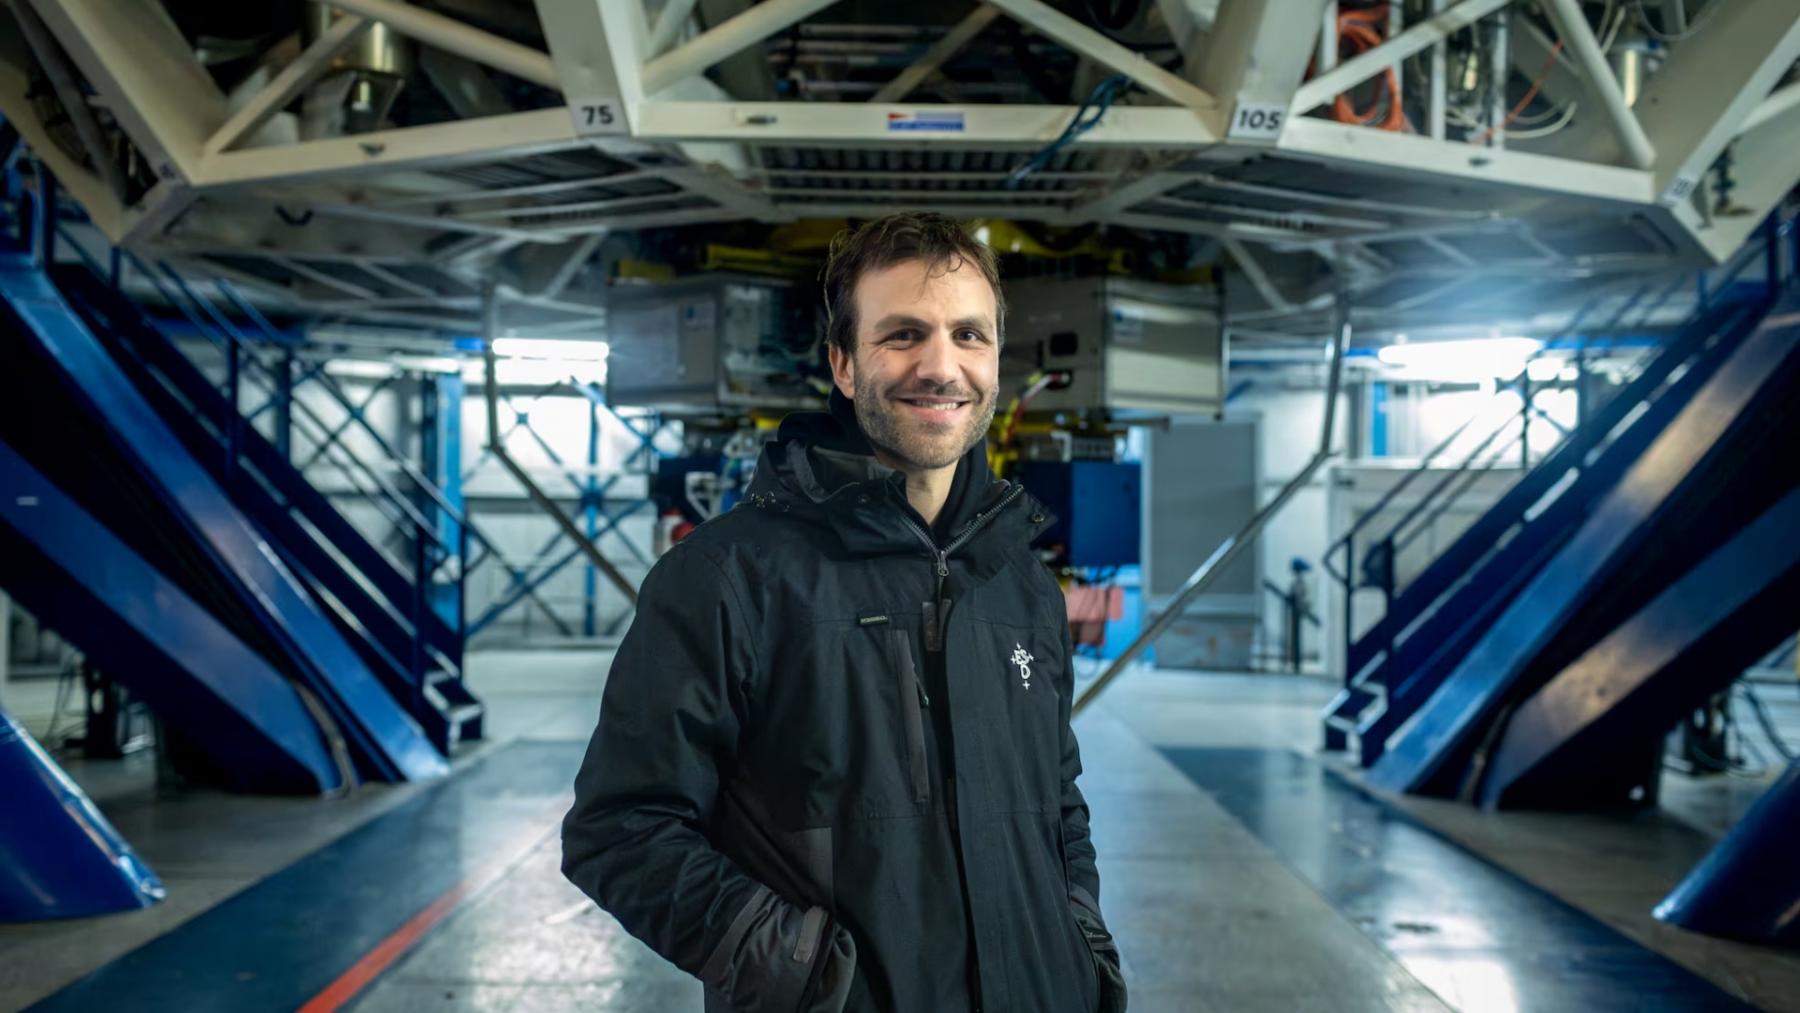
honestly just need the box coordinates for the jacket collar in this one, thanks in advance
[746,390,1054,573]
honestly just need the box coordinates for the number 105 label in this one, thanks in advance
[1228,101,1286,141]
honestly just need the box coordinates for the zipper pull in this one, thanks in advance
[916,681,931,708]
[934,552,949,578]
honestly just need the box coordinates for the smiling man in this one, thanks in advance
[562,212,1125,1012]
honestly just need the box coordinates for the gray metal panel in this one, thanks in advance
[1145,420,1258,599]
[604,275,820,414]
[1002,277,1224,416]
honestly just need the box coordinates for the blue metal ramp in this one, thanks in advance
[52,265,479,754]
[1350,297,1769,768]
[1368,291,1800,795]
[0,438,346,795]
[1479,485,1800,809]
[0,707,164,921]
[1655,758,1800,945]
[0,253,444,783]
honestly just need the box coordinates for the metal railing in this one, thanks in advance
[54,230,476,693]
[1328,212,1790,702]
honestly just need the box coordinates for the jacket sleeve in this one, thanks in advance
[1057,621,1127,1013]
[561,543,856,1012]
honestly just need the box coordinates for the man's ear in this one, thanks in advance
[828,341,856,400]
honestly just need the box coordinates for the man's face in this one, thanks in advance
[829,258,1001,473]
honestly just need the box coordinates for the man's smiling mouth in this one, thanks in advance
[896,397,969,415]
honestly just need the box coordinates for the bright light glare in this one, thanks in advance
[1377,337,1543,381]
[1525,357,1565,383]
[324,359,397,380]
[392,355,463,374]
[491,337,609,361]
[463,358,605,387]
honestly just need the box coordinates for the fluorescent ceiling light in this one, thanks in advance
[491,337,609,361]
[463,358,606,387]
[324,359,398,380]
[392,355,464,374]
[1377,337,1542,380]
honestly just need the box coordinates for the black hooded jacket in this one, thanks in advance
[561,392,1125,1012]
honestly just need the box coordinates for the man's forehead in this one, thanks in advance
[854,258,997,328]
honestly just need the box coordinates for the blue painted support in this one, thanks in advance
[429,372,465,629]
[1345,296,1753,688]
[0,439,343,794]
[0,255,444,783]
[1479,486,1800,809]
[298,376,396,472]
[1369,292,1800,794]
[467,499,650,636]
[56,267,465,677]
[584,396,600,637]
[1352,298,1771,767]
[1656,758,1800,944]
[1483,485,1800,813]
[1368,381,1388,458]
[0,707,164,921]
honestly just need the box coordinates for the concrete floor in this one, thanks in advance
[3,651,1797,1012]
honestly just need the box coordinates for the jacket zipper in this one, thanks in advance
[898,483,1028,648]
[896,484,1022,1013]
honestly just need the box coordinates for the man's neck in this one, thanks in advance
[874,449,956,529]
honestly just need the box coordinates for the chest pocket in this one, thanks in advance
[964,618,1065,813]
[763,614,933,824]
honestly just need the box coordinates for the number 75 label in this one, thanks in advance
[570,97,627,137]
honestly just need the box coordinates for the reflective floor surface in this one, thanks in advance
[4,654,1798,1012]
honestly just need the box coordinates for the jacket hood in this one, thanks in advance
[745,389,1053,565]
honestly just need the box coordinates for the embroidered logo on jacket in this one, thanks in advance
[1011,644,1035,689]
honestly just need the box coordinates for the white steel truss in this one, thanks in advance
[2,0,1795,326]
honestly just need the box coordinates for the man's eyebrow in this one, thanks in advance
[868,313,995,334]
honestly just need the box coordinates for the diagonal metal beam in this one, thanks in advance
[1222,237,1294,311]
[648,0,703,56]
[23,0,227,184]
[307,0,558,88]
[205,15,372,156]
[196,108,596,189]
[871,4,1003,103]
[1538,0,1654,169]
[1620,0,1800,196]
[1292,0,1514,114]
[643,0,844,96]
[10,0,128,201]
[984,0,1218,112]
[1191,0,1330,115]
[1739,82,1800,138]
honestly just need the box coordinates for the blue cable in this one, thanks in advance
[1005,74,1132,189]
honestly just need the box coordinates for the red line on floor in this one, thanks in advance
[293,798,569,1013]
[295,883,472,1013]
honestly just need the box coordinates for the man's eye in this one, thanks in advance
[957,330,985,343]
[887,329,918,343]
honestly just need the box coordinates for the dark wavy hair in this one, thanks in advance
[821,212,1005,355]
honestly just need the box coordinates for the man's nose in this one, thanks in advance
[913,330,959,385]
